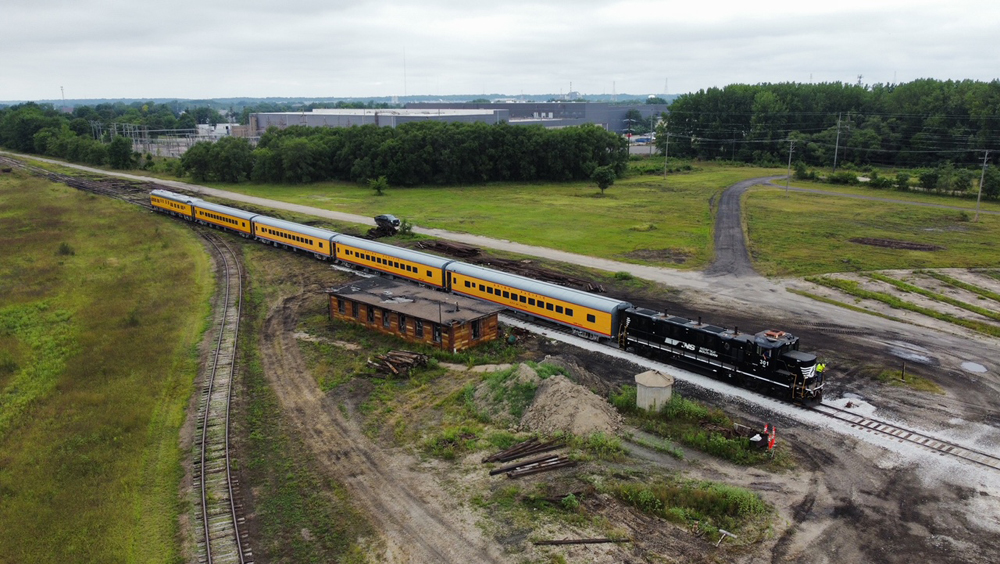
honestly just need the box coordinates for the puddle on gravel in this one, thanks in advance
[961,361,987,373]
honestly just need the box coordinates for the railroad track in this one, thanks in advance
[811,403,1000,471]
[0,155,154,208]
[194,231,252,564]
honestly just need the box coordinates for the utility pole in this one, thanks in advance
[785,139,795,194]
[663,125,670,179]
[976,150,990,222]
[832,113,842,173]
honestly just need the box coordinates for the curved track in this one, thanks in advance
[193,232,252,564]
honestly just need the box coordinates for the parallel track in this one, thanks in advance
[194,231,252,564]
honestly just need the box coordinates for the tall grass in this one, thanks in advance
[0,175,213,563]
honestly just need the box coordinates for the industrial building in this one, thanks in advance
[249,108,508,135]
[405,101,667,134]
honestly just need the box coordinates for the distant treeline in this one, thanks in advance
[660,79,1000,169]
[180,122,627,185]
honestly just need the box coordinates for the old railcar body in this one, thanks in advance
[446,262,633,339]
[620,307,823,402]
[333,235,454,287]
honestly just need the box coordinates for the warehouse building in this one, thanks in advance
[405,101,667,134]
[250,108,509,135]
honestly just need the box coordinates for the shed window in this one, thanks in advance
[352,302,359,318]
[337,298,345,314]
[367,306,375,323]
[398,314,407,334]
[415,319,424,337]
[433,324,442,343]
[382,309,391,328]
[472,319,481,339]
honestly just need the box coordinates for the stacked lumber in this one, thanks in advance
[367,350,429,376]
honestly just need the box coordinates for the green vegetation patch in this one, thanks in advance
[807,276,1000,338]
[867,272,1000,322]
[0,175,212,563]
[745,188,1000,276]
[876,369,945,394]
[920,270,1000,305]
[611,387,789,468]
[607,478,771,542]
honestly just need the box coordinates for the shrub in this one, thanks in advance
[57,242,75,256]
[610,385,638,415]
[828,171,859,185]
[614,271,634,281]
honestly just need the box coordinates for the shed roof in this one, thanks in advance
[330,277,502,325]
[635,370,674,388]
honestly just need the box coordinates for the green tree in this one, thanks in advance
[107,136,134,169]
[982,166,1000,200]
[592,165,616,195]
[369,176,389,196]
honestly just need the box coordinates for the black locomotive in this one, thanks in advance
[619,307,823,403]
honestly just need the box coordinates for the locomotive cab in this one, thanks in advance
[781,350,822,403]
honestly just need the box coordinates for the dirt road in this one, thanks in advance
[257,290,503,564]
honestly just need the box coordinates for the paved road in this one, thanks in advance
[704,176,783,277]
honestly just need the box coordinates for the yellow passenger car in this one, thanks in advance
[332,235,454,288]
[253,216,337,259]
[446,263,632,338]
[150,189,197,219]
[193,200,258,236]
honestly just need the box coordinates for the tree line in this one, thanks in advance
[179,121,627,186]
[0,101,227,167]
[658,79,1000,170]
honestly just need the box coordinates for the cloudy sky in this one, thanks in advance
[2,0,997,102]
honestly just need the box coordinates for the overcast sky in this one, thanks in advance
[2,0,998,102]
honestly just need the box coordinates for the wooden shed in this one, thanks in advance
[328,277,503,352]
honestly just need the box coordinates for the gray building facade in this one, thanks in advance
[405,102,668,134]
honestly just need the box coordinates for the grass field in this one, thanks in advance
[196,162,785,269]
[784,176,1000,213]
[746,186,1000,276]
[0,172,212,563]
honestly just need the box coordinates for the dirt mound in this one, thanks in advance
[520,375,622,436]
[472,364,541,427]
[540,354,614,397]
[849,237,944,251]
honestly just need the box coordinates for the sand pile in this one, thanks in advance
[520,374,622,436]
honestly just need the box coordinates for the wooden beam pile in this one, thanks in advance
[482,438,564,463]
[367,350,429,376]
